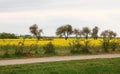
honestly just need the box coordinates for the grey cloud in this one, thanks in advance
[0,0,120,36]
[0,0,120,12]
[0,0,51,12]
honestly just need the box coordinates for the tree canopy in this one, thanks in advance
[56,24,73,40]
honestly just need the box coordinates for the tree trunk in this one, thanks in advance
[65,36,68,40]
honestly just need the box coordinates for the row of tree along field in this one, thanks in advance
[55,24,116,40]
[0,24,117,39]
[28,24,119,52]
[0,24,119,59]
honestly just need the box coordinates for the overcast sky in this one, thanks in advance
[0,0,120,36]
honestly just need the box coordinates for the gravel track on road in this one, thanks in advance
[0,54,120,66]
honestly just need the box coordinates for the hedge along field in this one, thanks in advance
[0,38,120,59]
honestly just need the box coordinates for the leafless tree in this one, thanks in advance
[82,27,91,39]
[56,24,73,40]
[29,24,43,40]
[73,28,79,38]
[101,30,117,39]
[92,26,99,39]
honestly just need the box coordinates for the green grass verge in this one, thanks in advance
[0,58,120,74]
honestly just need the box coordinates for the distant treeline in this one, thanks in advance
[0,32,33,39]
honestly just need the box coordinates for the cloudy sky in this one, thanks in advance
[0,0,120,36]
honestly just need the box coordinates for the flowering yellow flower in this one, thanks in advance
[0,38,119,47]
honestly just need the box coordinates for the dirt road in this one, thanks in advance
[0,54,120,66]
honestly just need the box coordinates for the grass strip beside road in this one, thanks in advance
[0,58,120,74]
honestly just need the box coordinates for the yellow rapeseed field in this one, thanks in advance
[0,38,72,46]
[0,38,119,47]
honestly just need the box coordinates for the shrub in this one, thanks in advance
[43,42,55,54]
[69,39,82,53]
[2,44,10,57]
[110,40,119,51]
[82,40,90,53]
[15,42,25,55]
[29,44,39,53]
[101,39,110,52]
